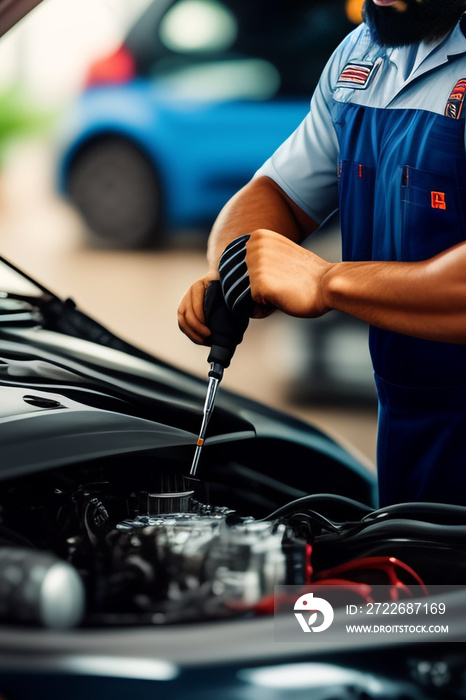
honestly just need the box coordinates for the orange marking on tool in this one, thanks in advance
[197,438,204,447]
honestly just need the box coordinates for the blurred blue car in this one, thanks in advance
[56,0,361,247]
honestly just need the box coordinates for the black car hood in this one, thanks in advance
[0,385,196,481]
[0,0,43,37]
[0,255,376,503]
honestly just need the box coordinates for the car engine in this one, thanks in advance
[1,457,466,630]
[83,476,308,626]
[0,464,312,628]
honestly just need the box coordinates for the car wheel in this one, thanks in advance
[67,136,163,249]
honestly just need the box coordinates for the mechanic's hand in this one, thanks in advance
[246,229,332,318]
[178,275,215,345]
[178,229,331,344]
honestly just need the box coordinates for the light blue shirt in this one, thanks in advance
[256,17,466,225]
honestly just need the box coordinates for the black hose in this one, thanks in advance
[287,510,342,534]
[337,517,466,545]
[362,501,466,525]
[261,493,373,523]
[263,496,466,544]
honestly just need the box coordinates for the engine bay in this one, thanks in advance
[2,451,466,630]
[1,280,466,635]
[0,457,311,628]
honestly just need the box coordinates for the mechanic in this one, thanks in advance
[178,0,466,507]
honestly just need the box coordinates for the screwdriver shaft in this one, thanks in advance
[190,372,221,476]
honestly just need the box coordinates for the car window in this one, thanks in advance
[223,0,360,95]
[151,57,280,101]
[159,0,238,54]
[126,0,361,96]
[125,0,174,74]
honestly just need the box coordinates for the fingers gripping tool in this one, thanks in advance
[189,234,253,476]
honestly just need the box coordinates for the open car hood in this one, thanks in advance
[0,0,42,37]
[0,254,376,501]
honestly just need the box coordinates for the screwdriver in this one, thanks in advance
[189,235,253,476]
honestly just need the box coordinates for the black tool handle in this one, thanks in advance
[218,234,255,317]
[204,280,249,370]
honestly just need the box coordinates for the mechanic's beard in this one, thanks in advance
[363,0,466,47]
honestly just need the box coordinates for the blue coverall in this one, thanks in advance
[257,16,466,505]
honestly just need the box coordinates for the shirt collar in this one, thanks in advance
[386,14,466,82]
[445,12,466,58]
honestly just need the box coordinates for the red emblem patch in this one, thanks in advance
[336,58,382,90]
[445,79,466,119]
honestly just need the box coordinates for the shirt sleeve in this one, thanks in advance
[254,30,362,225]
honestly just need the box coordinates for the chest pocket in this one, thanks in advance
[401,165,466,262]
[338,159,375,261]
[334,102,466,263]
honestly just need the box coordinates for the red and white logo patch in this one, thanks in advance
[445,79,466,119]
[336,58,382,90]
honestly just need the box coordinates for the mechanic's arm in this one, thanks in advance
[245,229,466,345]
[177,176,318,344]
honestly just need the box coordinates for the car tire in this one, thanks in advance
[67,136,163,249]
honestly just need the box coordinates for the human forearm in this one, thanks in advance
[323,242,466,343]
[206,176,318,275]
[178,177,317,344]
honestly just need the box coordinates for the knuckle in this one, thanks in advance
[250,228,266,243]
